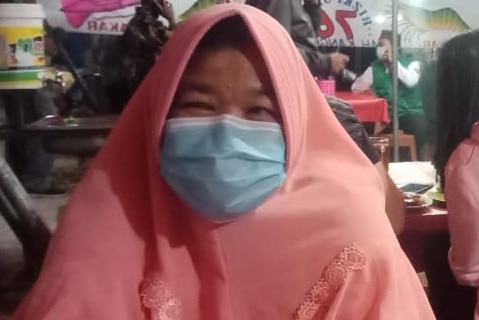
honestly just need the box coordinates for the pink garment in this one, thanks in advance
[445,122,479,320]
[14,4,434,320]
[61,0,140,28]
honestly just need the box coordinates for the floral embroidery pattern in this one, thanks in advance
[140,273,181,320]
[294,244,366,320]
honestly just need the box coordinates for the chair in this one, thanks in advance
[377,130,418,161]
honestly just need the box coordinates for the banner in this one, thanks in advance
[38,0,475,48]
[318,0,473,48]
[38,0,199,35]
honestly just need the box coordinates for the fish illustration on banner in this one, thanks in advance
[397,2,470,47]
[317,0,472,48]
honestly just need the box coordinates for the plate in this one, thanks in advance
[403,192,433,210]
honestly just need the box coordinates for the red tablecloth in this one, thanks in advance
[404,206,448,233]
[335,91,391,124]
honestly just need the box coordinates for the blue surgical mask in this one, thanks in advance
[160,115,286,221]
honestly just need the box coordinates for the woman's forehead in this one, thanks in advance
[188,42,262,67]
[184,44,272,84]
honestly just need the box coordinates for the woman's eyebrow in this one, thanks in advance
[178,81,213,94]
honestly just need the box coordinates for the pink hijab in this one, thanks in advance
[14,4,434,320]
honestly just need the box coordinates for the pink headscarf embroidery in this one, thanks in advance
[139,244,365,320]
[141,273,181,320]
[294,244,366,320]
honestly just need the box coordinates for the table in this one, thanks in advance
[335,91,390,134]
[389,162,475,319]
[23,115,117,157]
[389,161,448,269]
[388,161,448,242]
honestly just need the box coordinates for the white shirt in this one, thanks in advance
[351,60,421,92]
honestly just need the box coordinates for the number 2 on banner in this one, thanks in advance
[319,10,357,40]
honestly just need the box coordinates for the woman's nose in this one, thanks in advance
[218,106,246,119]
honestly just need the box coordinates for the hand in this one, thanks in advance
[155,0,176,25]
[385,49,392,63]
[329,52,350,75]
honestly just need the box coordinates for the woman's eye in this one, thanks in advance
[178,102,213,110]
[171,101,215,117]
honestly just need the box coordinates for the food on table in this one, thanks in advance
[403,192,426,207]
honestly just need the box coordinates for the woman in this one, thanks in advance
[353,30,427,158]
[102,0,176,113]
[435,31,479,319]
[14,5,433,319]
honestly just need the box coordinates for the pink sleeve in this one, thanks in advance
[446,152,479,287]
[323,245,435,320]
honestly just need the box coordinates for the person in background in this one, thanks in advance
[352,30,427,158]
[434,30,479,320]
[303,0,321,36]
[122,0,176,93]
[13,6,433,319]
[246,0,350,78]
[101,0,176,114]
